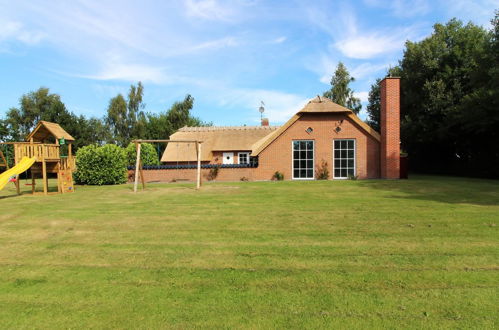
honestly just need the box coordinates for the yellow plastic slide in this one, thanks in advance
[0,157,36,191]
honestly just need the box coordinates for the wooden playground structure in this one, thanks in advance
[0,121,75,195]
[132,139,202,192]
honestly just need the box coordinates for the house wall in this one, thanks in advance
[253,112,380,180]
[132,112,381,182]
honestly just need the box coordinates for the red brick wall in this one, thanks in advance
[253,112,380,180]
[128,167,254,183]
[380,77,401,179]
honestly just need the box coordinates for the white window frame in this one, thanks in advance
[333,139,356,179]
[238,152,250,165]
[292,140,315,180]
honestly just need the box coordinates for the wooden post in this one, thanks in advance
[139,159,145,189]
[31,170,35,194]
[42,160,47,195]
[133,142,141,193]
[196,142,201,190]
[68,143,73,169]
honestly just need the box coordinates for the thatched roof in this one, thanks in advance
[162,96,381,162]
[26,121,75,143]
[161,126,279,162]
[299,95,352,113]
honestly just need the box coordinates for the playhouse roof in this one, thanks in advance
[161,126,279,162]
[26,121,75,143]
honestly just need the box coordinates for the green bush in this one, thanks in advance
[272,171,284,181]
[74,144,128,185]
[125,143,160,166]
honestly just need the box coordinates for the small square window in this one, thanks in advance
[306,127,313,133]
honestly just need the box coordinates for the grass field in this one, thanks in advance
[0,176,498,328]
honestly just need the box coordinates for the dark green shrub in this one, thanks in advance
[272,171,284,181]
[125,143,160,166]
[74,144,127,185]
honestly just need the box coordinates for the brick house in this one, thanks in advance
[139,77,400,182]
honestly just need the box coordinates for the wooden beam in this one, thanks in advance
[133,142,141,193]
[132,139,203,143]
[42,160,47,195]
[196,142,201,190]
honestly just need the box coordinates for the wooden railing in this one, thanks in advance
[14,143,60,162]
[60,157,76,171]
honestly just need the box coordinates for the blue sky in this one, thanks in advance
[0,0,497,126]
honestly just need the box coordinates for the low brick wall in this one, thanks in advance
[128,167,255,183]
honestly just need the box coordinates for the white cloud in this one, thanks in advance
[184,0,238,22]
[351,62,390,79]
[212,86,309,123]
[272,36,287,44]
[189,36,239,51]
[441,0,499,27]
[363,0,430,17]
[0,21,44,45]
[353,91,369,103]
[335,30,409,59]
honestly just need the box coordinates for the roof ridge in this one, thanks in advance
[179,125,281,132]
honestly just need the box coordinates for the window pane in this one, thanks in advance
[341,169,347,177]
[335,159,341,168]
[293,141,300,149]
[306,169,313,178]
[341,150,347,158]
[348,168,354,176]
[307,160,313,168]
[347,159,354,167]
[300,160,307,168]
[334,150,341,158]
[334,169,341,177]
[300,141,306,149]
[300,151,306,159]
[305,141,313,149]
[347,150,354,158]
[294,169,299,178]
[294,151,299,159]
[294,160,299,168]
[341,159,347,167]
[300,169,307,177]
[348,140,354,149]
[334,140,341,149]
[341,140,347,148]
[306,151,313,159]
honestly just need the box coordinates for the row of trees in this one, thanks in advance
[325,13,498,178]
[0,83,208,151]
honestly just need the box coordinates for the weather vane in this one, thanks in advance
[259,101,265,120]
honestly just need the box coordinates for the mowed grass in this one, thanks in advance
[0,176,498,329]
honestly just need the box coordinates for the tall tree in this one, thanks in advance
[4,87,73,140]
[323,62,361,114]
[399,18,494,176]
[366,78,381,132]
[105,82,146,146]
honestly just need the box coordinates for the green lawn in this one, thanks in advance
[0,176,498,328]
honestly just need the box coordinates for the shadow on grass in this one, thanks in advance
[358,175,499,206]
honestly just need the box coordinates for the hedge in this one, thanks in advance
[74,144,128,185]
[125,143,160,166]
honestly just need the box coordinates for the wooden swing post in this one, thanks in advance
[132,139,202,192]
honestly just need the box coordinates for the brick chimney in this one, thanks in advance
[380,77,400,179]
[261,118,269,126]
